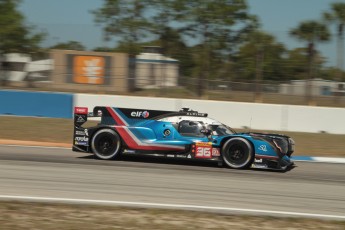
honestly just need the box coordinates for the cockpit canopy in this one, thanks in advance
[158,116,235,137]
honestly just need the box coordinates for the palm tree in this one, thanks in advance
[323,2,345,101]
[237,30,286,102]
[290,20,330,105]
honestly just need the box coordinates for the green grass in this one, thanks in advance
[0,116,344,157]
[0,201,344,230]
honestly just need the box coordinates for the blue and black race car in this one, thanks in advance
[73,106,295,170]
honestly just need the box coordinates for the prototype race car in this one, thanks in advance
[72,106,295,170]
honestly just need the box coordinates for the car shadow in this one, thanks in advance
[77,154,294,173]
[78,154,219,168]
[251,164,296,173]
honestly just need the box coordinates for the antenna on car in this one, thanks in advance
[180,108,190,112]
[249,116,252,133]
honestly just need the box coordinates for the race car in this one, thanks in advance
[72,106,295,170]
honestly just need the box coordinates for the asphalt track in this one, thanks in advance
[0,145,344,219]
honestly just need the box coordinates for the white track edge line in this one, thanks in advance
[0,195,344,220]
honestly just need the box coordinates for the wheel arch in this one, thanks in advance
[220,136,255,154]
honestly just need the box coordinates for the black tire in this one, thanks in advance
[221,137,254,169]
[91,129,121,160]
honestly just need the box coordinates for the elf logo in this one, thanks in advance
[131,111,149,118]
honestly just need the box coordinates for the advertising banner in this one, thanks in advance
[66,55,111,85]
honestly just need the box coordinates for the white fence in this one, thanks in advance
[75,94,345,134]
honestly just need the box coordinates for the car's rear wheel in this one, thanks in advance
[91,129,121,160]
[221,137,254,169]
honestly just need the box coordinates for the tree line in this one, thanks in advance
[1,0,345,90]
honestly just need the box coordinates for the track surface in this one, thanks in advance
[0,145,344,217]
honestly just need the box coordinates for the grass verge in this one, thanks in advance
[0,116,344,157]
[0,201,344,230]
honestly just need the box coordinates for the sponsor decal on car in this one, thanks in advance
[258,145,267,152]
[130,111,150,118]
[75,141,88,146]
[75,130,88,136]
[123,149,136,154]
[254,158,263,163]
[186,112,207,117]
[76,115,86,123]
[75,136,89,142]
[252,163,268,169]
[74,107,88,114]
[211,148,220,157]
[193,142,212,159]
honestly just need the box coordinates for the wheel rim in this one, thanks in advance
[92,130,120,159]
[226,143,248,166]
[223,139,252,168]
[96,135,116,157]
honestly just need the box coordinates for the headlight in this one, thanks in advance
[273,138,289,154]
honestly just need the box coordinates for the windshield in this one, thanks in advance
[208,124,235,136]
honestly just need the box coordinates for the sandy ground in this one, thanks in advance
[0,139,70,148]
[0,201,344,230]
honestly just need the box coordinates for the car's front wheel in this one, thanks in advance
[221,137,254,169]
[91,129,121,160]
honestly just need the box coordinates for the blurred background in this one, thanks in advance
[1,0,345,107]
[1,3,345,227]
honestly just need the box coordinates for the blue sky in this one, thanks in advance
[19,0,344,67]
